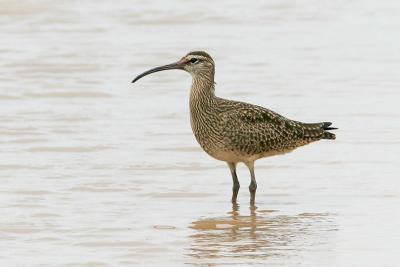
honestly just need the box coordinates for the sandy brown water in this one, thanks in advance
[1,0,400,266]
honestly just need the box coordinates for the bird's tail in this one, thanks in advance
[301,121,337,140]
[321,122,337,140]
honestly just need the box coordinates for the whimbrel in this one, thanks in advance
[132,51,336,205]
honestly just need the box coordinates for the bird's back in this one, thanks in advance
[204,97,336,162]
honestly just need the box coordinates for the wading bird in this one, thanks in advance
[132,51,336,205]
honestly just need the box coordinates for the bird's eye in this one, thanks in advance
[189,58,199,64]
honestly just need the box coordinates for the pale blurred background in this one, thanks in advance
[0,0,399,266]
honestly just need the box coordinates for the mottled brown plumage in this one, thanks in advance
[132,51,337,205]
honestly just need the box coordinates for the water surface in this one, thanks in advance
[1,0,400,266]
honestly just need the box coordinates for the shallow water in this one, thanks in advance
[1,0,400,266]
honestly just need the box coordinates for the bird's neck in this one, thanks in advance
[189,74,216,106]
[189,73,219,151]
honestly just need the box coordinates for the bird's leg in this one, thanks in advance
[246,161,257,205]
[228,162,240,203]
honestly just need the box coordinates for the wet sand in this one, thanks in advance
[1,0,400,266]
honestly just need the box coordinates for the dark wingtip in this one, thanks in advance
[323,122,338,131]
[325,127,338,130]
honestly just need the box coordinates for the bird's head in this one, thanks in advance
[132,51,214,83]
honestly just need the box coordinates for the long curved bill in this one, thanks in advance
[131,61,184,83]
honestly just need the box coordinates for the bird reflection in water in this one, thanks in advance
[188,204,334,263]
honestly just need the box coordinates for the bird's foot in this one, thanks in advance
[231,183,240,204]
[249,183,257,206]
